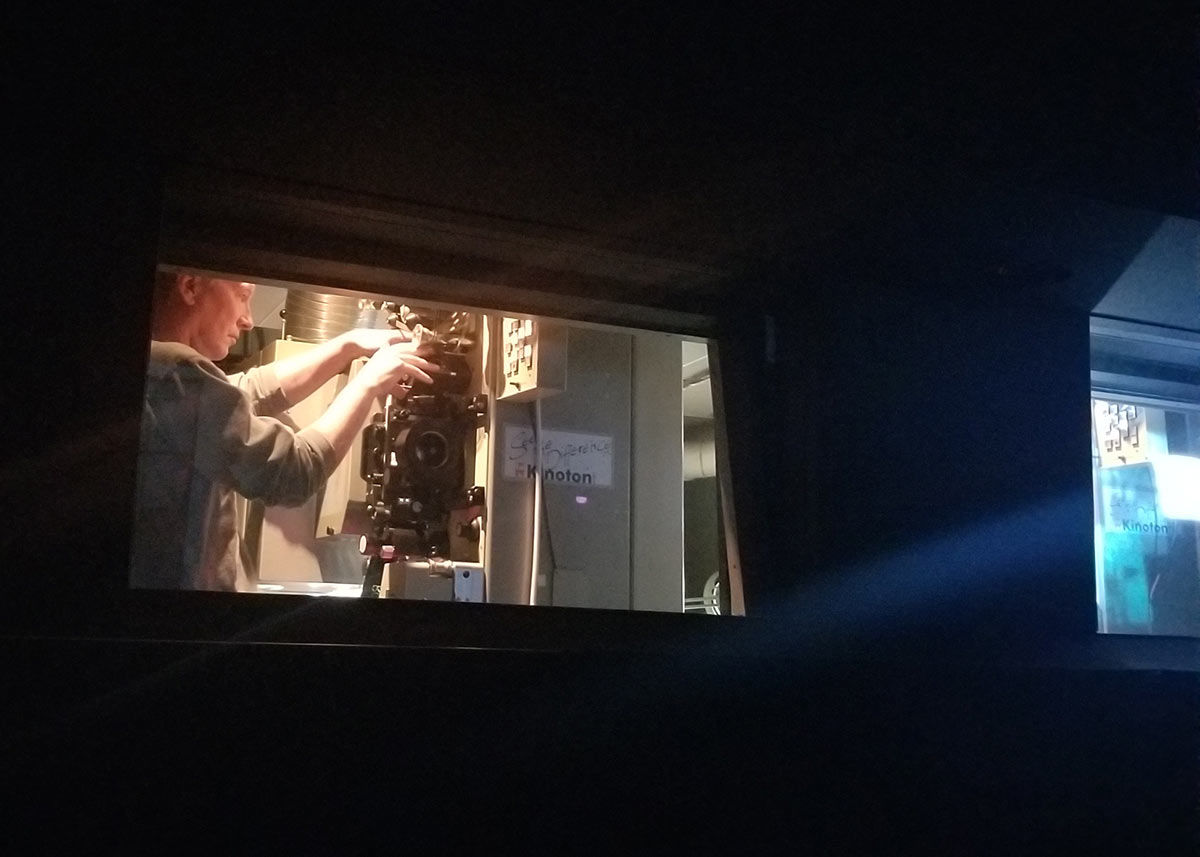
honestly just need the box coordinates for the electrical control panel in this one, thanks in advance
[496,316,566,401]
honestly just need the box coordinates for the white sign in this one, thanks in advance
[503,425,613,487]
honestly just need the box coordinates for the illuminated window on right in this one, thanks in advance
[1092,398,1200,636]
[1090,315,1200,637]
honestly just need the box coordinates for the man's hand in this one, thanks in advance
[335,328,412,360]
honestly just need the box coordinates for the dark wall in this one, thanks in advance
[5,637,1196,851]
[775,285,1095,646]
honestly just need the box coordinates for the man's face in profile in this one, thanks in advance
[192,279,255,361]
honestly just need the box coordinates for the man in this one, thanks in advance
[130,271,436,591]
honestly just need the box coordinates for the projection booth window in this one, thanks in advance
[131,268,732,615]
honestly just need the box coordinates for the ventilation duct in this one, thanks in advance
[281,291,369,343]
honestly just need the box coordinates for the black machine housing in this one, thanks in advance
[358,339,487,597]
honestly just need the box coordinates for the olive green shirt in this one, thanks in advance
[130,341,336,591]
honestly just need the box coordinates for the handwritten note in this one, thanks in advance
[503,425,613,487]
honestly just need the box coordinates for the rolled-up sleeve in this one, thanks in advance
[227,364,292,418]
